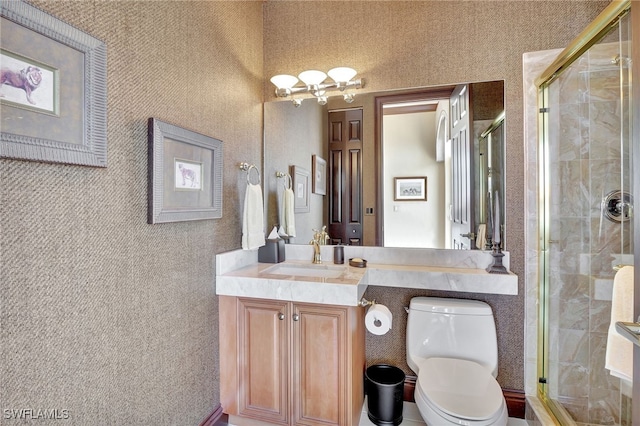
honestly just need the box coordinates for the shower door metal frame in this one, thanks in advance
[535,0,637,423]
[534,0,631,87]
[536,84,555,421]
[631,3,640,424]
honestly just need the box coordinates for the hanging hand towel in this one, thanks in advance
[242,183,265,250]
[282,187,296,238]
[605,265,634,384]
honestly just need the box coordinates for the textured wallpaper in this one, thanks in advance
[0,1,263,424]
[263,0,610,390]
[0,1,612,423]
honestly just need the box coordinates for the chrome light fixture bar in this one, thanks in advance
[270,67,365,107]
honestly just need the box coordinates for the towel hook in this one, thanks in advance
[239,162,261,185]
[276,171,292,190]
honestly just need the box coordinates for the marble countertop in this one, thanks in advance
[216,245,518,306]
[216,260,368,306]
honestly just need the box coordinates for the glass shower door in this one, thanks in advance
[538,10,633,425]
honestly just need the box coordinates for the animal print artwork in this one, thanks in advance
[0,50,56,113]
[0,66,42,105]
[179,164,199,187]
[174,160,202,190]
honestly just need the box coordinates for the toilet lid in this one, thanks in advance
[417,358,504,421]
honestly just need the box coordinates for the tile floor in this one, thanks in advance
[358,400,530,426]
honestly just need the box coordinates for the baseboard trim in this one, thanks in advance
[503,389,526,419]
[402,376,526,419]
[199,404,226,426]
[403,375,417,402]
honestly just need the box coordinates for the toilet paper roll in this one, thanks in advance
[365,304,392,335]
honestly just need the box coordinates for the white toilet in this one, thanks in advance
[406,297,508,426]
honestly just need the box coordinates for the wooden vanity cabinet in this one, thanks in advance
[219,296,365,426]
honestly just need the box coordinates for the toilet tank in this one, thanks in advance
[406,297,498,377]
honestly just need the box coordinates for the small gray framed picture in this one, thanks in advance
[312,154,326,195]
[148,118,223,224]
[291,165,310,213]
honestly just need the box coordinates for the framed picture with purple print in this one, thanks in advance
[147,118,223,224]
[0,0,107,167]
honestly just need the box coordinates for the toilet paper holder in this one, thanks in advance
[359,297,376,307]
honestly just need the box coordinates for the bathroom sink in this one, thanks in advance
[262,263,346,279]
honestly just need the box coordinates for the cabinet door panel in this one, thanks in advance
[292,304,347,426]
[238,298,290,424]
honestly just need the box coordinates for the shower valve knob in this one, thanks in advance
[603,190,633,223]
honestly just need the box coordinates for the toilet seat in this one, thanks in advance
[416,357,506,423]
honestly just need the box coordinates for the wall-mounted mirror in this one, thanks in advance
[263,80,505,250]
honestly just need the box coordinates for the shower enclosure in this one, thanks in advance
[535,1,634,424]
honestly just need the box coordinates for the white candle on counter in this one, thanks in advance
[487,191,493,243]
[493,191,500,245]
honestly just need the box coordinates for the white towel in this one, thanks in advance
[282,188,296,238]
[605,265,634,384]
[242,183,265,250]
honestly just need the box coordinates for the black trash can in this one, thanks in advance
[365,364,405,426]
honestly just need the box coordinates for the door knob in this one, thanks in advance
[278,313,285,320]
[460,232,475,239]
[292,314,300,321]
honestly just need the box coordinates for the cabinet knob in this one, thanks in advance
[292,314,300,321]
[278,313,285,320]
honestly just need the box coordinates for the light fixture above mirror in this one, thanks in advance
[270,67,365,107]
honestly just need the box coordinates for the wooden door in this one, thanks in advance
[449,85,474,249]
[328,109,363,246]
[292,303,347,426]
[237,298,290,425]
